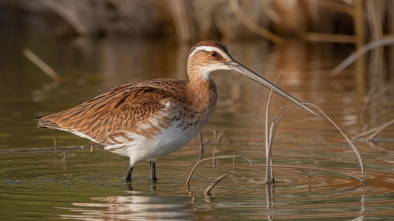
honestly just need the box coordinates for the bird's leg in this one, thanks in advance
[126,183,133,191]
[149,161,157,181]
[125,165,134,183]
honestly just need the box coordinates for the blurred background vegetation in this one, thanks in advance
[0,0,391,42]
[1,0,393,94]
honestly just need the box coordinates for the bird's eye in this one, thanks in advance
[210,51,216,57]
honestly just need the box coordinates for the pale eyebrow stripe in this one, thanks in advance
[188,46,230,60]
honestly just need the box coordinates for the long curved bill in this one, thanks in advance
[228,60,319,116]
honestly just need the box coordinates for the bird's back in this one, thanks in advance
[36,79,189,144]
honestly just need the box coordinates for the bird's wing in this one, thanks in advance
[36,81,185,144]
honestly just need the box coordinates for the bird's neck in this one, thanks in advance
[186,68,217,113]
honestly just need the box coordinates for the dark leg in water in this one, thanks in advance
[149,161,157,181]
[125,165,134,182]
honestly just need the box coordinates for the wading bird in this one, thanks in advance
[36,40,317,182]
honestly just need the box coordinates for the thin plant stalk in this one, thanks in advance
[229,0,283,45]
[265,81,273,183]
[303,103,365,182]
[255,164,365,184]
[265,77,282,183]
[23,48,61,83]
[352,118,394,141]
[267,102,364,182]
[269,106,296,144]
[330,36,394,76]
[185,155,252,186]
[204,174,227,197]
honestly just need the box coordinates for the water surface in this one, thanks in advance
[1,31,394,220]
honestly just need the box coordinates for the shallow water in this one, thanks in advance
[1,30,394,220]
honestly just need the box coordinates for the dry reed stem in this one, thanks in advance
[309,0,354,16]
[187,87,365,190]
[212,148,218,166]
[330,36,394,76]
[229,0,283,45]
[352,119,394,141]
[353,0,365,93]
[360,88,387,129]
[269,106,296,143]
[304,33,356,43]
[204,174,227,197]
[304,103,365,182]
[167,0,195,42]
[38,0,90,35]
[185,155,252,186]
[265,77,298,184]
[359,88,375,127]
[255,164,365,184]
[296,168,312,191]
[265,78,273,183]
[23,48,61,83]
[265,99,364,182]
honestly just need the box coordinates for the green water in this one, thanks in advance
[1,30,394,220]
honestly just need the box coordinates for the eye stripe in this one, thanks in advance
[188,46,230,60]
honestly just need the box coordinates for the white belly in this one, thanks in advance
[104,121,203,165]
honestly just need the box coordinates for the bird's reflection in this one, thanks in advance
[60,190,195,220]
[266,182,276,220]
[125,181,157,192]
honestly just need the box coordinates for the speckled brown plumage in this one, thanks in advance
[37,78,217,145]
